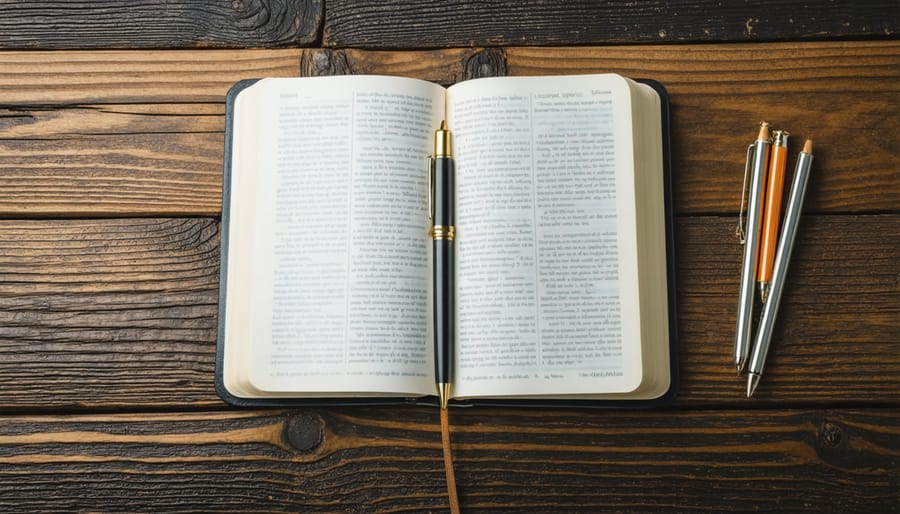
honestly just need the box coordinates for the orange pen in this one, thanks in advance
[757,130,789,303]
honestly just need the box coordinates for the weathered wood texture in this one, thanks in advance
[0,219,219,409]
[0,216,895,410]
[0,50,299,217]
[677,215,900,403]
[0,42,896,217]
[0,3,895,512]
[0,1,322,49]
[0,408,896,512]
[0,50,301,105]
[324,0,898,48]
[2,1,896,50]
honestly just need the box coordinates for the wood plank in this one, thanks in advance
[0,50,301,104]
[0,1,322,49]
[323,0,898,48]
[0,103,223,138]
[0,216,895,410]
[0,133,224,216]
[0,408,895,511]
[1,43,895,217]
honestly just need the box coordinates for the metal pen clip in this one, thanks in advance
[736,142,755,243]
[427,156,435,220]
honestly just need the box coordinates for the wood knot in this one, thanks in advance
[300,49,352,77]
[818,421,843,449]
[284,413,324,452]
[464,48,509,80]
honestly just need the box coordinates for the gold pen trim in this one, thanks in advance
[430,225,455,240]
[434,120,452,158]
[438,382,451,409]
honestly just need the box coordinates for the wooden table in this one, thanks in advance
[1,2,897,511]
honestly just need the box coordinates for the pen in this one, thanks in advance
[734,122,772,374]
[747,139,814,397]
[757,130,790,304]
[429,120,455,409]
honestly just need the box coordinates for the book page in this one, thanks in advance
[447,75,649,398]
[230,76,444,396]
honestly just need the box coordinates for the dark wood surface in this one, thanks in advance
[0,1,323,48]
[323,0,898,48]
[0,409,896,511]
[0,2,897,512]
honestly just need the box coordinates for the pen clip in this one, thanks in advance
[427,156,435,220]
[736,143,755,244]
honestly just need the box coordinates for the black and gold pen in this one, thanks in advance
[429,120,454,409]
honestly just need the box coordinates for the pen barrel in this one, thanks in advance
[431,155,455,388]
[735,138,771,370]
[433,238,454,385]
[432,157,455,227]
[748,150,814,375]
[758,141,789,283]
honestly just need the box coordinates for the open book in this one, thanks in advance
[216,74,677,407]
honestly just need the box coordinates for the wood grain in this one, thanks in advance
[0,50,300,217]
[0,43,895,216]
[0,50,301,105]
[0,408,895,511]
[0,133,224,217]
[1,5,895,512]
[0,103,224,138]
[300,47,477,84]
[323,0,898,48]
[0,216,895,410]
[676,215,900,403]
[0,0,322,49]
[0,218,220,409]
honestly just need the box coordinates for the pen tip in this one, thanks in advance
[438,382,451,409]
[803,139,813,154]
[736,361,744,376]
[757,122,771,141]
[439,119,448,131]
[747,373,761,398]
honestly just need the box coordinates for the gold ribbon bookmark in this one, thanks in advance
[440,408,460,514]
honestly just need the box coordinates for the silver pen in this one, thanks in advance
[747,139,814,397]
[734,122,772,374]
